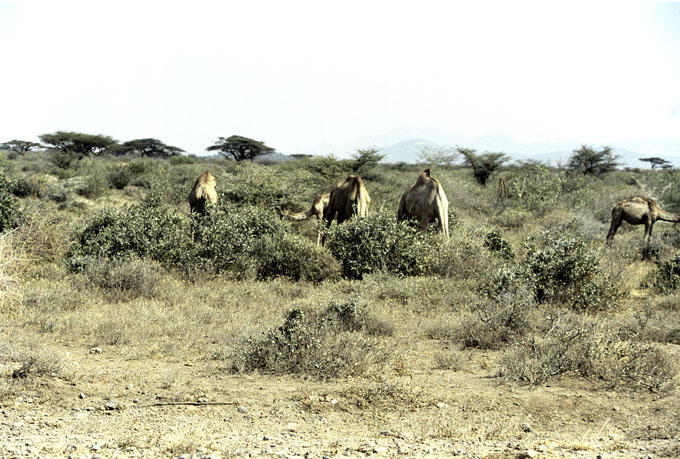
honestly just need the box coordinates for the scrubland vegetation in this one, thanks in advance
[1,148,679,456]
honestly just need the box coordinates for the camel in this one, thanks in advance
[321,175,370,243]
[606,196,680,243]
[188,170,217,215]
[285,193,330,245]
[397,169,449,237]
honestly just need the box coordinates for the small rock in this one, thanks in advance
[238,406,247,414]
[330,399,338,405]
[596,454,608,459]
[517,450,537,459]
[126,384,134,390]
[436,402,449,409]
[520,422,533,433]
[89,347,103,354]
[285,422,297,431]
[90,443,102,451]
[104,400,118,410]
[536,445,547,452]
[79,393,86,399]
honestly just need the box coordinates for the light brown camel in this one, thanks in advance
[285,193,330,245]
[188,170,217,215]
[322,175,370,243]
[606,196,680,243]
[397,169,449,237]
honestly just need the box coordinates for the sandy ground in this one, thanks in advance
[1,328,678,459]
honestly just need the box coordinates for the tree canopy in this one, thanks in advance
[567,145,619,175]
[458,147,509,186]
[417,145,459,167]
[0,140,44,155]
[639,157,673,170]
[39,131,117,159]
[206,135,274,161]
[111,138,184,158]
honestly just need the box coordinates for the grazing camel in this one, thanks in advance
[321,175,370,243]
[188,170,217,215]
[285,193,330,245]
[606,196,680,243]
[397,169,449,237]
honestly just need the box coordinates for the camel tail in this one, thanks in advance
[658,209,680,222]
[286,208,314,221]
[435,180,449,238]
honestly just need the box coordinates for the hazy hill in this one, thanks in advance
[289,128,680,168]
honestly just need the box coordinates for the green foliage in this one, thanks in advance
[206,135,274,161]
[0,140,43,156]
[567,145,620,175]
[484,229,514,260]
[39,131,117,160]
[0,172,19,233]
[233,299,390,379]
[646,251,680,293]
[255,233,341,283]
[350,148,385,179]
[325,209,434,279]
[458,147,508,186]
[110,138,184,158]
[506,162,568,214]
[485,235,619,311]
[186,203,286,275]
[66,187,186,272]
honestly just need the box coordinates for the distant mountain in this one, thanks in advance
[288,127,680,168]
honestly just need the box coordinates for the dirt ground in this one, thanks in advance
[1,326,678,459]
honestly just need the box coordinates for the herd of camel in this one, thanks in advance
[188,169,680,245]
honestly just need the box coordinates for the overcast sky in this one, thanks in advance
[1,1,679,154]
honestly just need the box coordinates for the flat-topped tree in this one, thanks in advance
[0,140,44,156]
[112,138,184,158]
[206,135,274,161]
[39,131,117,159]
[639,157,673,170]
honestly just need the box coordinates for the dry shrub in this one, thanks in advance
[500,314,678,392]
[80,257,163,302]
[433,349,466,371]
[232,298,392,379]
[343,381,423,410]
[0,231,27,315]
[0,340,65,379]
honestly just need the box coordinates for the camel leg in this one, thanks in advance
[420,215,429,232]
[606,209,622,243]
[646,221,655,243]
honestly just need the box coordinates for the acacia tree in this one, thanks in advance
[206,135,274,161]
[111,138,184,158]
[458,147,509,186]
[639,157,672,170]
[350,148,385,176]
[567,145,619,175]
[0,140,44,155]
[39,131,117,159]
[417,145,459,167]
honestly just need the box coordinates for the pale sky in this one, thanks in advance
[1,1,679,154]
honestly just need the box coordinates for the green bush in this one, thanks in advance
[186,202,285,275]
[646,251,680,293]
[0,172,19,233]
[255,233,341,283]
[107,164,132,189]
[11,176,42,198]
[325,209,435,279]
[232,299,390,379]
[486,235,620,311]
[66,187,187,271]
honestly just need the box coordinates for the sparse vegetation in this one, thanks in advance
[1,149,679,457]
